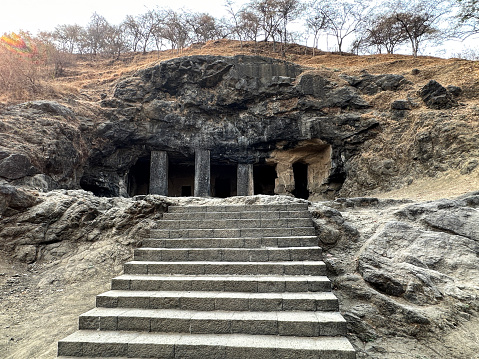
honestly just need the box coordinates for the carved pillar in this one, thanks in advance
[237,163,254,196]
[150,151,168,196]
[274,162,294,195]
[194,149,211,197]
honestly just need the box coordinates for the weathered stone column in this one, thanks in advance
[194,149,211,197]
[149,151,168,196]
[274,162,294,195]
[237,163,254,196]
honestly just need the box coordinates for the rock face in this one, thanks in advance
[419,80,457,109]
[83,55,378,198]
[0,101,88,191]
[320,195,479,358]
[0,54,471,199]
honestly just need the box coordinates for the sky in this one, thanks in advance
[0,0,240,35]
[0,0,477,58]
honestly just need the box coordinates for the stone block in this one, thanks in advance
[96,295,118,308]
[215,297,249,311]
[224,280,257,292]
[100,316,118,330]
[285,280,309,292]
[111,278,130,290]
[117,296,149,308]
[118,315,150,331]
[83,342,128,357]
[79,315,99,330]
[58,341,83,356]
[124,263,148,275]
[268,249,291,261]
[181,296,215,311]
[127,343,175,359]
[258,280,285,293]
[150,317,190,333]
[278,321,319,337]
[150,296,180,309]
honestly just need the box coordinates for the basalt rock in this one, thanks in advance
[419,80,457,109]
[0,101,88,190]
[81,55,378,198]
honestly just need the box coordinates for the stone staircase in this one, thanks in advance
[58,203,356,358]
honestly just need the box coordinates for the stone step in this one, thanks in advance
[111,274,331,293]
[155,218,313,229]
[78,307,347,337]
[96,290,340,312]
[163,210,311,220]
[150,227,316,239]
[124,260,326,276]
[133,247,322,262]
[168,203,309,213]
[142,235,319,248]
[58,331,356,358]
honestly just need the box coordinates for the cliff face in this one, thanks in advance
[1,53,478,359]
[1,55,385,199]
[0,54,475,200]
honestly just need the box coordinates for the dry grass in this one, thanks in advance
[2,39,479,106]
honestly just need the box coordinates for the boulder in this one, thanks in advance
[419,80,457,109]
[341,73,412,95]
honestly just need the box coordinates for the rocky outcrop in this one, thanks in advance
[0,101,88,191]
[0,55,470,199]
[341,72,412,95]
[319,194,479,358]
[79,55,378,197]
[419,80,457,109]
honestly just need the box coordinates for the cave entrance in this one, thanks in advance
[211,164,237,198]
[254,164,277,195]
[128,156,151,196]
[292,162,309,200]
[168,160,195,197]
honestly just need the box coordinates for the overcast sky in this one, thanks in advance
[0,0,476,58]
[0,0,239,35]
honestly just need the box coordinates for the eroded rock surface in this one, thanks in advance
[319,194,479,358]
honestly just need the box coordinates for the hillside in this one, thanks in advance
[1,40,479,359]
[2,39,479,200]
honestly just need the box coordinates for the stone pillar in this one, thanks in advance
[149,151,168,196]
[274,162,294,195]
[194,149,211,197]
[237,164,254,196]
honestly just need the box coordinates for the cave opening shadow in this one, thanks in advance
[292,162,309,200]
[128,156,151,196]
[211,164,237,198]
[254,164,277,195]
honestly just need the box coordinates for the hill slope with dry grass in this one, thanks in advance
[1,40,479,359]
[3,39,479,200]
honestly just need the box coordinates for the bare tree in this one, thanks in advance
[391,0,447,57]
[161,10,191,52]
[85,13,110,56]
[239,10,262,43]
[53,24,84,53]
[277,0,304,55]
[250,0,284,49]
[225,0,245,47]
[317,0,370,54]
[305,1,329,55]
[138,10,158,54]
[187,13,225,43]
[456,0,479,35]
[104,24,129,59]
[363,14,408,54]
[122,15,143,52]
